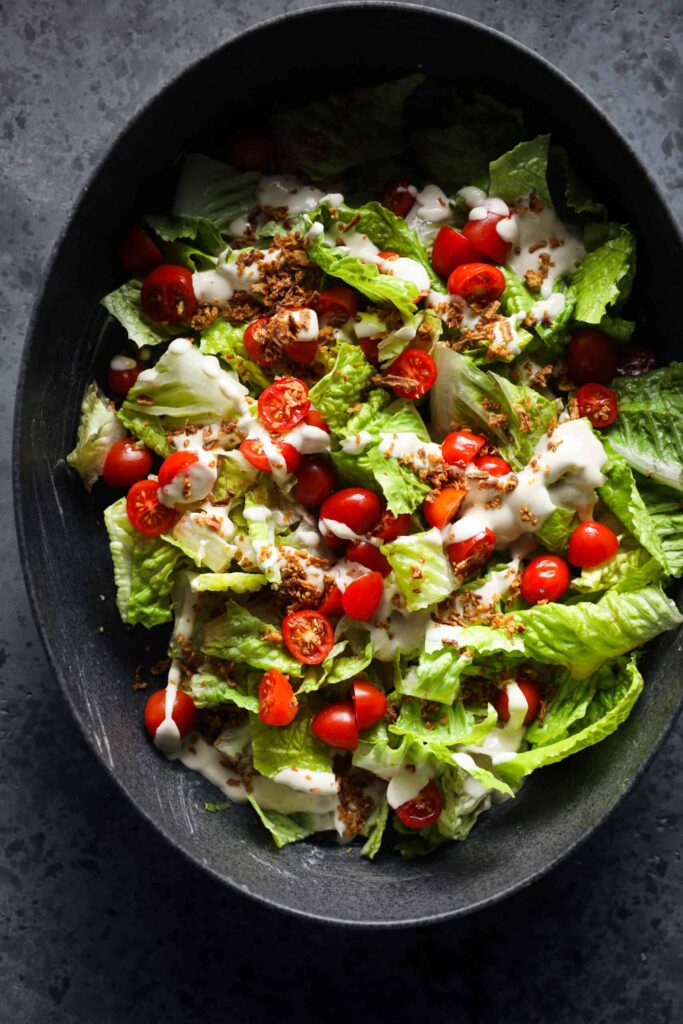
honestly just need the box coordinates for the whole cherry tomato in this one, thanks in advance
[239,439,301,474]
[352,681,387,730]
[318,584,344,617]
[107,354,143,396]
[616,344,656,377]
[316,287,359,320]
[258,377,311,433]
[447,528,496,576]
[495,679,541,726]
[345,541,391,578]
[576,382,618,429]
[431,225,485,279]
[447,262,506,304]
[319,488,382,535]
[244,317,277,366]
[373,510,411,542]
[567,521,619,568]
[293,455,336,507]
[282,610,335,665]
[141,264,196,324]
[127,480,176,536]
[520,554,571,604]
[379,179,416,219]
[473,454,512,476]
[102,439,152,489]
[395,780,443,829]
[118,224,162,275]
[386,347,437,400]
[423,486,468,530]
[311,701,359,750]
[258,669,299,726]
[144,688,197,740]
[442,430,486,467]
[158,451,198,489]
[566,329,617,385]
[462,212,512,264]
[226,128,272,170]
[341,572,384,621]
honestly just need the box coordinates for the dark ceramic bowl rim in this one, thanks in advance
[14,1,683,928]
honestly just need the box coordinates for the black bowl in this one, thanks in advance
[14,3,683,926]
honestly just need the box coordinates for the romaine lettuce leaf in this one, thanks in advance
[377,309,442,367]
[101,279,177,349]
[66,381,126,491]
[360,799,389,860]
[488,134,552,207]
[145,213,224,270]
[598,452,670,570]
[570,225,635,323]
[189,672,258,712]
[397,647,472,704]
[172,153,260,234]
[382,528,456,611]
[638,481,683,576]
[299,637,373,694]
[535,506,578,554]
[190,572,267,593]
[364,447,431,515]
[212,450,259,502]
[198,319,272,393]
[250,700,335,778]
[200,600,303,675]
[247,796,316,849]
[164,509,238,573]
[571,538,662,595]
[308,341,374,432]
[116,403,172,457]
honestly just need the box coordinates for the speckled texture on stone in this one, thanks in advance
[2,0,683,1020]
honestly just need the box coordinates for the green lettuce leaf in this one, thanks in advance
[299,637,373,694]
[535,506,579,554]
[308,341,374,432]
[365,447,431,515]
[571,538,662,595]
[200,600,303,675]
[172,153,260,234]
[66,381,126,490]
[190,572,267,593]
[250,700,334,778]
[488,134,552,207]
[360,799,389,860]
[198,319,272,393]
[598,452,670,570]
[247,796,316,849]
[377,309,442,367]
[164,509,238,573]
[397,648,471,704]
[638,481,683,576]
[212,450,259,502]
[570,225,635,323]
[116,403,172,457]
[145,213,224,270]
[101,279,177,349]
[189,672,258,712]
[382,528,456,611]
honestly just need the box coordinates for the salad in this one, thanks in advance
[67,77,683,858]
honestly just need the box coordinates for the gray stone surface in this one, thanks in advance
[2,0,682,1020]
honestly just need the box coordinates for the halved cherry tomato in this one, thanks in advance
[321,532,346,551]
[304,409,330,432]
[119,225,162,275]
[373,510,411,542]
[239,439,301,474]
[616,344,656,377]
[520,554,570,605]
[316,286,358,320]
[379,179,415,219]
[320,488,382,534]
[576,382,618,429]
[293,455,336,507]
[127,480,176,536]
[462,212,512,264]
[258,377,310,433]
[107,355,143,396]
[158,451,198,489]
[311,701,358,750]
[359,337,381,364]
[567,521,619,568]
[144,687,197,740]
[495,679,541,726]
[442,430,486,467]
[423,486,468,530]
[258,669,298,726]
[473,454,512,476]
[226,128,272,171]
[282,610,335,665]
[431,225,485,279]
[447,528,496,576]
[352,681,387,730]
[341,572,384,621]
[318,584,344,616]
[395,780,443,829]
[566,329,617,385]
[141,264,196,324]
[345,541,391,577]
[102,439,152,489]
[447,262,506,304]
[386,347,437,400]
[244,316,277,366]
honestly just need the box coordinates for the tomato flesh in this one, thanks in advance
[373,510,411,542]
[258,669,298,726]
[473,455,512,477]
[311,701,359,750]
[496,679,541,726]
[387,347,437,400]
[576,382,618,429]
[447,528,496,576]
[566,329,617,385]
[395,780,443,829]
[616,344,656,376]
[352,681,387,730]
[239,439,301,474]
[102,439,153,489]
[520,554,571,605]
[141,264,196,325]
[431,225,485,279]
[258,377,310,433]
[442,430,486,467]
[244,317,277,366]
[462,212,512,264]
[319,488,382,534]
[318,584,344,617]
[127,480,176,536]
[316,286,359,321]
[341,572,384,621]
[226,128,272,171]
[107,355,143,396]
[423,486,468,530]
[447,262,506,304]
[119,225,162,275]
[567,521,619,568]
[282,610,335,665]
[293,454,336,507]
[379,180,415,219]
[144,688,197,740]
[345,541,391,578]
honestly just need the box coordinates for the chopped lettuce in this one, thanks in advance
[172,153,260,234]
[145,213,224,269]
[189,672,258,712]
[164,509,238,573]
[250,700,335,778]
[190,572,267,593]
[365,447,431,515]
[598,452,670,571]
[247,796,316,849]
[382,528,456,611]
[488,134,552,207]
[198,320,271,392]
[66,381,126,491]
[101,279,177,349]
[200,600,304,675]
[570,225,635,323]
[300,637,373,694]
[308,342,374,432]
[116,403,172,457]
[571,536,662,595]
[638,481,683,576]
[360,799,389,860]
[377,309,441,367]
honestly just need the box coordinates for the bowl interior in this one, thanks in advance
[15,4,683,925]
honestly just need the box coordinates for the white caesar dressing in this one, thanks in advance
[272,767,338,796]
[287,307,319,341]
[319,517,366,543]
[110,353,137,372]
[506,195,585,298]
[257,176,325,214]
[280,423,330,455]
[478,680,529,765]
[424,561,520,652]
[379,256,430,296]
[529,292,566,324]
[340,430,373,455]
[159,458,217,508]
[409,184,451,223]
[377,431,443,470]
[386,765,432,809]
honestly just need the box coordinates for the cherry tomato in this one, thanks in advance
[144,687,198,740]
[107,355,143,396]
[258,669,298,726]
[341,571,384,621]
[282,610,335,665]
[352,681,387,730]
[226,128,272,171]
[616,344,656,377]
[566,329,617,385]
[158,450,198,489]
[447,262,506,305]
[395,780,443,829]
[495,679,541,727]
[447,528,496,576]
[320,488,382,534]
[387,347,437,400]
[576,382,618,429]
[140,264,196,325]
[442,430,486,467]
[118,225,162,275]
[359,337,381,365]
[304,409,330,432]
[258,377,310,433]
[379,179,415,219]
[462,212,512,264]
[473,454,512,476]
[127,480,176,536]
[373,510,411,542]
[311,701,358,750]
[345,541,391,578]
[244,317,277,366]
[316,286,359,320]
[318,584,344,616]
[102,439,153,489]
[280,310,319,365]
[520,554,570,605]
[431,225,485,279]
[423,486,468,530]
[567,521,619,568]
[321,532,346,551]
[239,439,301,474]
[293,455,336,507]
